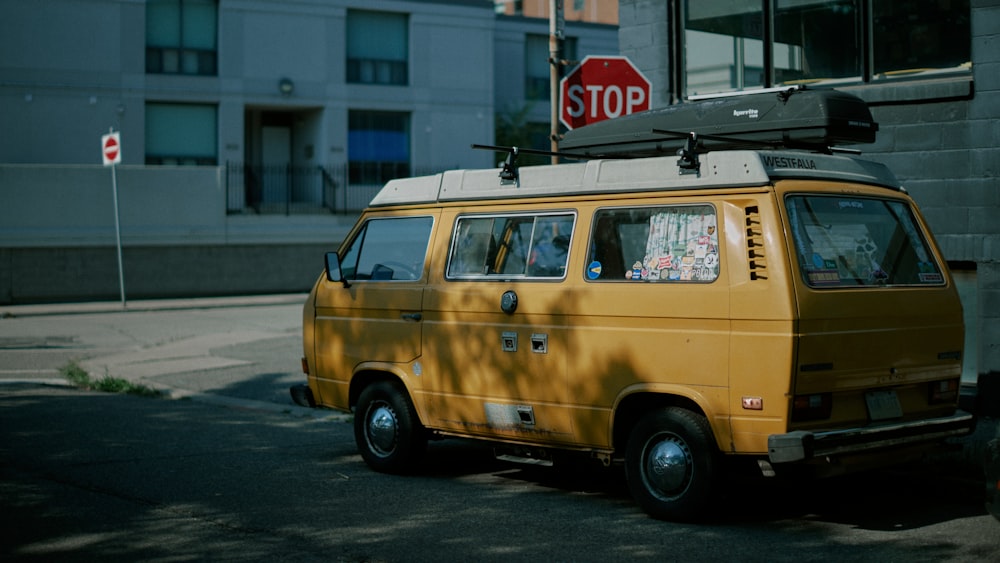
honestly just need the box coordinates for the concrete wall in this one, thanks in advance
[0,165,357,246]
[0,244,329,304]
[0,164,355,304]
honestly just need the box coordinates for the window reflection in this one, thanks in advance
[682,0,970,97]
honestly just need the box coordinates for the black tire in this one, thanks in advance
[624,407,719,522]
[354,380,427,474]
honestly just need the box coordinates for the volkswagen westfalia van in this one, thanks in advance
[292,89,973,521]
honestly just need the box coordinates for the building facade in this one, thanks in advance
[619,0,999,382]
[0,0,617,303]
[495,0,619,24]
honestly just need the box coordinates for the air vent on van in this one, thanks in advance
[746,206,767,281]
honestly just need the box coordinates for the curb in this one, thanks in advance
[0,293,309,318]
[0,377,351,423]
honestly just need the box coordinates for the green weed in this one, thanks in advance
[61,361,161,398]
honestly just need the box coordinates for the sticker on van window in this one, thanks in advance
[917,262,943,283]
[807,270,840,285]
[587,261,603,280]
[629,261,644,280]
[811,253,825,269]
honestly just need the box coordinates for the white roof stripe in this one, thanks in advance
[368,150,900,207]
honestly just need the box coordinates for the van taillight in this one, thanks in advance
[928,379,959,404]
[791,393,832,422]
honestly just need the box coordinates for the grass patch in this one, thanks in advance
[61,361,162,398]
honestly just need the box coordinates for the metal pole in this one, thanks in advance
[110,162,126,308]
[549,0,564,164]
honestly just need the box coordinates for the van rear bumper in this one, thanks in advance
[767,410,975,464]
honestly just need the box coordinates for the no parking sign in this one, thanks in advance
[102,131,121,166]
[101,128,127,307]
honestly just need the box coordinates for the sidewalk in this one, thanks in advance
[0,293,309,318]
[0,293,326,419]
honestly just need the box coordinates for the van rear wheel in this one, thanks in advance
[354,380,427,474]
[625,407,718,521]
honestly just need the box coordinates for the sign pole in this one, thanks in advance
[549,0,564,164]
[110,160,126,308]
[102,127,126,308]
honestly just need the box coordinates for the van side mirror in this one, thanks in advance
[325,252,350,288]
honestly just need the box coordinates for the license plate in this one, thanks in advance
[865,389,903,420]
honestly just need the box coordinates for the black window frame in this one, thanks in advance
[676,0,971,100]
[346,10,409,86]
[347,110,411,186]
[145,0,218,76]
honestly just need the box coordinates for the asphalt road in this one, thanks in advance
[1,296,998,561]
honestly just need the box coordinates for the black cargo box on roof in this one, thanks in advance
[559,87,878,158]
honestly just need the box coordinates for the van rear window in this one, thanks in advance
[586,205,720,282]
[785,195,945,287]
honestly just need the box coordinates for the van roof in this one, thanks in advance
[369,150,901,207]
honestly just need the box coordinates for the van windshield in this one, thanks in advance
[785,195,945,288]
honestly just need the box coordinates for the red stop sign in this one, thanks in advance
[560,56,651,130]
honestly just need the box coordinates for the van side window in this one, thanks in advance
[340,216,433,281]
[786,195,945,287]
[587,205,720,282]
[447,213,575,279]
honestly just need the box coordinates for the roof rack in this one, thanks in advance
[471,144,598,187]
[558,87,878,159]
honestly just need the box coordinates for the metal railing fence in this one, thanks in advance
[226,162,446,215]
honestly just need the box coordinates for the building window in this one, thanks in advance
[348,111,409,185]
[682,0,970,98]
[145,103,217,165]
[872,1,971,78]
[525,33,578,100]
[146,0,217,76]
[347,10,408,85]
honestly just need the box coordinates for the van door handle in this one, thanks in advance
[401,313,422,322]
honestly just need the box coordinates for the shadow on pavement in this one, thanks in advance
[3,383,997,562]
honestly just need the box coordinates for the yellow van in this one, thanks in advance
[292,89,973,521]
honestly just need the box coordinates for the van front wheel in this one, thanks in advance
[625,407,718,521]
[354,380,427,474]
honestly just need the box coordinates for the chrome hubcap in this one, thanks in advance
[367,404,397,456]
[644,435,691,498]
